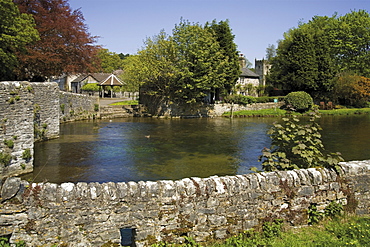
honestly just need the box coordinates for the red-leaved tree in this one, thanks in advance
[14,0,100,81]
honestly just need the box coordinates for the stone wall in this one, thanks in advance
[59,92,98,123]
[0,81,34,177]
[32,82,60,141]
[0,81,99,178]
[143,102,283,118]
[0,160,369,246]
[212,102,284,117]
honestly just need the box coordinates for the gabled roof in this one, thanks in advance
[71,72,124,85]
[99,74,124,86]
[240,67,260,78]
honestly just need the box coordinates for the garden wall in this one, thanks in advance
[0,160,369,246]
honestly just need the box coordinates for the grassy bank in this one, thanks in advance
[151,215,370,247]
[109,100,138,106]
[223,107,370,117]
[223,108,287,117]
[319,108,370,115]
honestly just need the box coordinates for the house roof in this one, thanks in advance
[240,67,260,78]
[99,74,124,86]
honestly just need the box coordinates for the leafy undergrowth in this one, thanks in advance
[152,215,370,247]
[109,100,138,106]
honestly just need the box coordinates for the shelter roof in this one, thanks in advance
[99,74,124,86]
[71,72,124,85]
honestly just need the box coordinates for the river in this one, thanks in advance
[22,114,370,183]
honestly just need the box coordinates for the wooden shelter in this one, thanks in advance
[98,74,124,98]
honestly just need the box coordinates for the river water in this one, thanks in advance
[23,114,370,184]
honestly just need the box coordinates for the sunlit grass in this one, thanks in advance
[109,100,138,106]
[153,215,370,246]
[223,107,370,117]
[319,108,370,115]
[223,108,287,117]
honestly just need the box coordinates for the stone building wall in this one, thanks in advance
[0,81,34,177]
[0,160,369,246]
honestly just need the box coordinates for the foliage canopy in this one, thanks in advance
[14,0,99,81]
[284,91,313,112]
[258,108,344,172]
[0,0,39,80]
[268,10,370,103]
[96,48,124,73]
[121,19,240,106]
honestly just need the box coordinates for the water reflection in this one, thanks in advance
[24,115,370,183]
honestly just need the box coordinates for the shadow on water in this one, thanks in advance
[23,115,370,183]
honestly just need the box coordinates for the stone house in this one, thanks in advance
[235,67,260,96]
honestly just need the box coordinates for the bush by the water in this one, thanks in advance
[223,95,285,105]
[258,108,344,172]
[284,91,313,112]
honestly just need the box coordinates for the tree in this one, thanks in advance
[269,10,370,102]
[205,20,240,92]
[332,73,370,107]
[334,10,370,77]
[0,0,39,80]
[265,44,276,61]
[118,53,130,60]
[124,19,240,108]
[97,48,124,73]
[14,0,99,81]
[171,20,228,103]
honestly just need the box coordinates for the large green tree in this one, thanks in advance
[268,10,370,101]
[123,19,240,107]
[0,0,39,80]
[205,20,240,93]
[97,48,124,73]
[334,10,370,77]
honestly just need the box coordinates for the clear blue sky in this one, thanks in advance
[69,0,368,65]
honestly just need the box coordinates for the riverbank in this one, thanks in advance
[223,107,370,117]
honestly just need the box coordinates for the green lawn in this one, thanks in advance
[151,215,370,247]
[223,107,370,117]
[318,108,370,115]
[109,100,138,106]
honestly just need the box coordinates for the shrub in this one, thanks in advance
[81,83,100,92]
[258,107,344,172]
[224,95,257,105]
[284,91,313,112]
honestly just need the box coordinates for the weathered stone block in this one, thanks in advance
[1,177,21,201]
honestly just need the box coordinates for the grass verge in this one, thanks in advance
[223,108,287,117]
[319,108,370,115]
[151,215,370,246]
[223,107,370,117]
[109,100,138,106]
